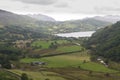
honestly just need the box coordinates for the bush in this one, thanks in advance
[21,73,29,80]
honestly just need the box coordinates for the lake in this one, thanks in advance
[55,31,95,38]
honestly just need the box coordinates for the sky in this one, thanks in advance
[0,0,120,21]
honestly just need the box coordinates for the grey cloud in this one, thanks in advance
[103,7,120,11]
[94,6,120,14]
[95,7,120,11]
[14,0,57,5]
[54,3,69,8]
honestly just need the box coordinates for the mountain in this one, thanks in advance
[0,25,50,41]
[0,9,111,34]
[86,21,120,62]
[41,18,111,33]
[0,9,38,27]
[92,15,120,23]
[0,9,50,41]
[28,14,55,22]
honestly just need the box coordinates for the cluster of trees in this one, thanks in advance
[86,21,120,62]
[49,41,58,49]
[0,42,21,69]
[0,25,50,41]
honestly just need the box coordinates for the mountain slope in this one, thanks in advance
[0,9,112,34]
[41,18,111,33]
[92,15,120,23]
[86,21,120,62]
[0,25,49,41]
[28,14,55,21]
[0,9,38,27]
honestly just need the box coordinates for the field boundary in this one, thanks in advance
[42,50,82,57]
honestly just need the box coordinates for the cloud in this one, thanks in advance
[54,3,69,8]
[1,0,120,17]
[14,0,57,5]
[94,6,120,14]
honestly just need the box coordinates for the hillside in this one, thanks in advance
[0,25,49,41]
[0,9,112,34]
[86,21,120,62]
[0,9,38,27]
[39,18,111,33]
[28,14,56,21]
[92,15,120,23]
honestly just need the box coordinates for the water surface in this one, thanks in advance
[56,31,95,38]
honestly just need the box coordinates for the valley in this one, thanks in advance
[0,9,120,80]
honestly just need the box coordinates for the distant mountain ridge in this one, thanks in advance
[0,9,114,34]
[92,15,120,23]
[28,14,56,22]
[0,9,50,41]
[41,18,111,33]
[0,9,37,26]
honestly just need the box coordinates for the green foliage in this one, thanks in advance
[0,25,50,41]
[0,42,21,68]
[21,51,117,73]
[11,70,66,80]
[31,40,70,49]
[80,62,117,73]
[86,21,120,62]
[0,70,18,80]
[21,73,29,80]
[49,42,58,49]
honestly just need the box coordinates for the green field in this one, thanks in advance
[30,40,82,56]
[31,40,70,49]
[21,52,117,73]
[10,70,66,80]
[56,45,81,53]
[0,69,19,80]
[80,62,118,73]
[9,68,120,80]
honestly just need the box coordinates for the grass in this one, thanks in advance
[56,45,81,53]
[31,40,51,49]
[31,40,70,49]
[31,40,82,56]
[10,69,66,80]
[80,62,117,73]
[21,52,89,68]
[0,69,19,80]
[21,52,117,73]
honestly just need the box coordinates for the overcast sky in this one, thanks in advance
[0,0,120,21]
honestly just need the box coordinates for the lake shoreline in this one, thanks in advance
[55,31,95,38]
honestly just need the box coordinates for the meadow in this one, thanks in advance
[31,40,70,49]
[19,39,120,80]
[0,69,19,80]
[10,70,66,80]
[29,39,82,56]
[21,51,117,73]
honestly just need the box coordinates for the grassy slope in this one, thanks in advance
[21,52,117,73]
[10,70,66,80]
[30,39,82,56]
[0,69,19,80]
[56,45,81,53]
[80,62,117,73]
[31,40,70,49]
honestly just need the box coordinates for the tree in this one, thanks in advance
[49,42,58,49]
[26,43,31,47]
[21,73,29,80]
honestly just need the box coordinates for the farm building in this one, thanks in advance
[31,61,47,66]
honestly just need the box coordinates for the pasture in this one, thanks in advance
[21,51,117,73]
[31,39,70,49]
[10,70,66,80]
